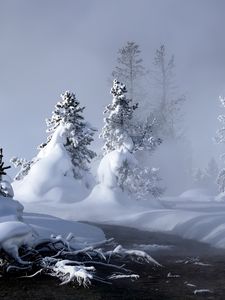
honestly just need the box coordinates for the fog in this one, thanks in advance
[1,0,225,180]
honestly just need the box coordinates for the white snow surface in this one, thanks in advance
[11,138,225,251]
[0,193,104,263]
[21,187,225,250]
[13,123,94,204]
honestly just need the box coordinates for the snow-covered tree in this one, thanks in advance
[100,80,163,200]
[40,91,96,179]
[152,45,185,140]
[192,159,218,192]
[13,91,96,182]
[217,169,225,193]
[0,148,14,198]
[215,96,225,193]
[118,164,164,200]
[11,157,34,181]
[101,79,161,155]
[100,79,138,154]
[112,41,146,101]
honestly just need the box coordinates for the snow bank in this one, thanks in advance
[23,212,105,246]
[179,189,214,202]
[13,124,93,204]
[0,183,105,263]
[0,196,33,262]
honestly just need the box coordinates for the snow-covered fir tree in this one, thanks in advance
[11,157,34,181]
[40,91,96,179]
[0,148,14,198]
[12,91,96,182]
[100,79,138,154]
[101,79,161,155]
[215,96,225,193]
[100,80,163,200]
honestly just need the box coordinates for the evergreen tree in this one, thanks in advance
[100,79,138,154]
[41,91,96,179]
[101,80,163,199]
[10,157,34,181]
[215,96,225,193]
[152,45,185,140]
[0,148,14,198]
[101,79,161,155]
[112,41,146,101]
[12,91,96,181]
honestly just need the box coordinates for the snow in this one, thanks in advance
[13,123,94,204]
[193,289,213,295]
[0,190,105,265]
[10,123,225,253]
[179,189,214,202]
[23,212,105,246]
[97,147,136,188]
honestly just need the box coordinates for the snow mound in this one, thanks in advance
[23,212,105,246]
[0,221,33,263]
[13,124,93,204]
[215,192,225,202]
[179,189,214,202]
[97,147,136,188]
[0,196,33,263]
[0,196,24,221]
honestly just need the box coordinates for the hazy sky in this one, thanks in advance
[1,0,225,172]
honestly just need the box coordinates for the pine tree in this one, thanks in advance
[215,96,225,193]
[0,148,11,181]
[41,91,96,179]
[12,91,96,181]
[0,148,14,198]
[100,79,138,154]
[152,45,185,140]
[101,79,161,155]
[10,157,34,181]
[101,80,163,199]
[112,41,146,101]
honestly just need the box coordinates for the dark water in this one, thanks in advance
[0,223,225,300]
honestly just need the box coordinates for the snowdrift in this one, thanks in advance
[0,192,104,264]
[13,124,94,204]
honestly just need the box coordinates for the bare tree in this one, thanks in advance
[152,45,185,140]
[112,41,146,101]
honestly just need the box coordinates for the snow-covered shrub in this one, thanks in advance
[118,163,164,200]
[40,91,96,179]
